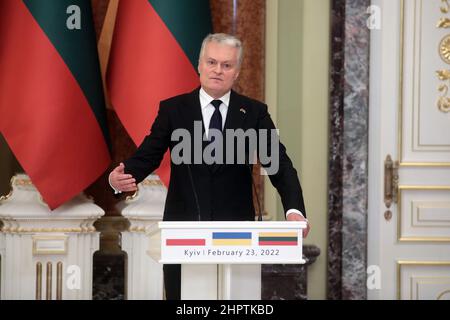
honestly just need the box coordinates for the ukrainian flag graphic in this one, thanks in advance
[212,232,252,246]
[258,232,298,246]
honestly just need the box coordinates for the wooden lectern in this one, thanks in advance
[148,221,306,300]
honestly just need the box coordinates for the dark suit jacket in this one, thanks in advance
[123,88,306,221]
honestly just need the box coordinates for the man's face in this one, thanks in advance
[198,41,240,98]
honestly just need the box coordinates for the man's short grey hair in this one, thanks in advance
[199,33,244,68]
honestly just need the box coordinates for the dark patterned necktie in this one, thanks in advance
[208,100,222,161]
[209,100,223,140]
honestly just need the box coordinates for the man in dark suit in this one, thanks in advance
[109,33,309,300]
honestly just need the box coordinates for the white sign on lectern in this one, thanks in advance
[157,221,306,264]
[148,221,306,300]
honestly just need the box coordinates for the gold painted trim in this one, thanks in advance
[399,237,450,241]
[0,190,12,203]
[126,190,139,201]
[437,290,450,299]
[416,0,450,147]
[124,179,163,202]
[415,0,421,149]
[398,0,405,165]
[437,18,450,28]
[438,35,450,64]
[0,176,16,203]
[141,179,163,186]
[128,226,147,233]
[13,178,33,187]
[2,227,95,234]
[400,162,450,167]
[398,186,450,242]
[46,262,52,300]
[397,260,450,299]
[56,262,63,300]
[440,0,450,14]
[397,261,401,299]
[398,260,450,265]
[400,186,450,190]
[398,0,450,166]
[414,278,450,299]
[36,262,42,300]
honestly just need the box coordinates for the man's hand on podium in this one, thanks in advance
[109,163,137,192]
[287,213,310,238]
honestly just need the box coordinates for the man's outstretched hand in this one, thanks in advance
[287,213,310,238]
[109,163,137,192]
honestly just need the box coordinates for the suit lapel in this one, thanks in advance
[224,90,246,131]
[177,88,210,174]
[212,90,247,174]
[186,89,247,135]
[183,89,248,174]
[182,87,204,134]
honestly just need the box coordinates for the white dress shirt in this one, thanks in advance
[199,87,229,137]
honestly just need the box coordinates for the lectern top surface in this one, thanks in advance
[159,221,307,229]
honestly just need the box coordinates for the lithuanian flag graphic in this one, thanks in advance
[258,232,298,246]
[0,0,111,209]
[212,232,252,246]
[107,0,212,187]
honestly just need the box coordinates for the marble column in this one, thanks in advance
[328,0,370,300]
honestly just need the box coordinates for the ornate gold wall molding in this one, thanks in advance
[436,69,450,112]
[436,1,450,113]
[440,0,450,14]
